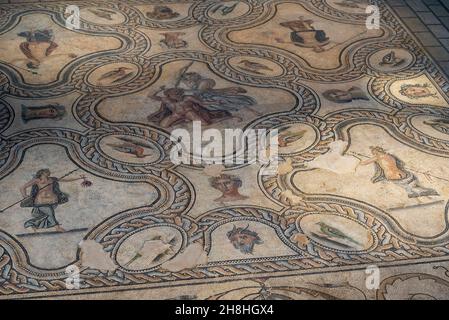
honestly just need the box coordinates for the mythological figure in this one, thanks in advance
[358,147,439,198]
[20,169,87,232]
[15,29,76,69]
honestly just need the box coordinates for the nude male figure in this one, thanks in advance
[147,87,230,128]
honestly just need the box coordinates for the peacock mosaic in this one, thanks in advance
[1,0,449,300]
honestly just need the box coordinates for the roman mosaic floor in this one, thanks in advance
[1,0,449,300]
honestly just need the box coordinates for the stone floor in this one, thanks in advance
[1,0,449,300]
[386,0,449,76]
